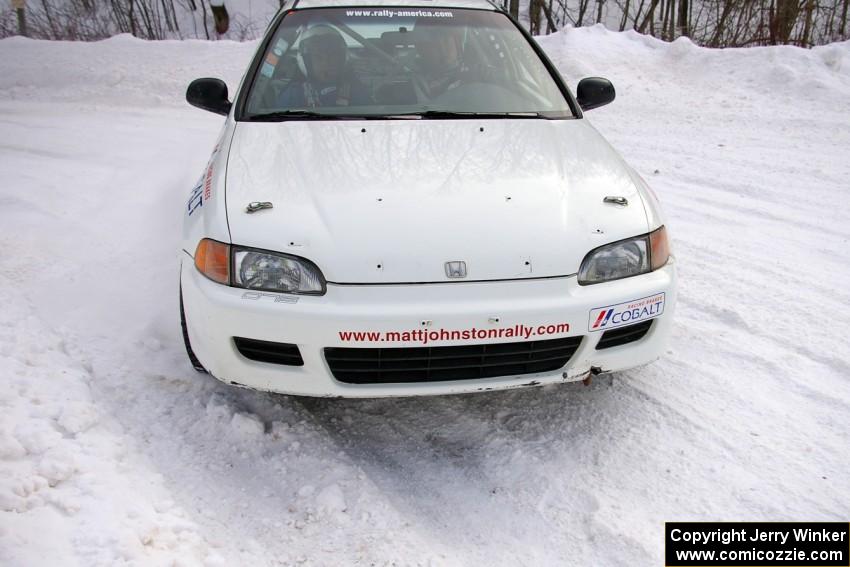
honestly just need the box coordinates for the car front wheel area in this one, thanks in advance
[180,283,207,373]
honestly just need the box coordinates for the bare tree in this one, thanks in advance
[678,0,690,35]
[1,0,847,47]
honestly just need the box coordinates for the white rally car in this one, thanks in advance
[180,0,676,397]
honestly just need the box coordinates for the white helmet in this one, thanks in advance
[296,25,348,78]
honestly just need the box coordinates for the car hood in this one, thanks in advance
[225,118,649,284]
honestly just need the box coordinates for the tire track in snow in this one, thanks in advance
[0,277,226,566]
[64,334,459,566]
[299,384,659,565]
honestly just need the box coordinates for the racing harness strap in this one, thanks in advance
[303,82,352,107]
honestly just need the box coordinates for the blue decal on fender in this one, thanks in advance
[187,180,204,216]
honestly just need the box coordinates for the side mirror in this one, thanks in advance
[186,78,232,116]
[576,77,615,111]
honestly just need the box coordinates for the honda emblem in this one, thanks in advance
[445,261,467,279]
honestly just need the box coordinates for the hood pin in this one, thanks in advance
[246,201,274,213]
[603,196,628,206]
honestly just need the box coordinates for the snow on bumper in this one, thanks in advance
[181,257,677,397]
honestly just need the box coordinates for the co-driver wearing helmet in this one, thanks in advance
[413,21,467,99]
[278,25,371,108]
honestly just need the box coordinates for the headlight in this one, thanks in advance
[194,239,326,295]
[233,247,325,294]
[578,226,670,285]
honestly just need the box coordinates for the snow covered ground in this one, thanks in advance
[1,28,849,566]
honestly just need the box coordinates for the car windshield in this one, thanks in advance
[241,7,574,120]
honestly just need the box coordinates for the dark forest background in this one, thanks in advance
[3,0,847,47]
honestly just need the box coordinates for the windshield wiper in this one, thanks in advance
[244,110,340,122]
[397,111,554,120]
[244,110,559,122]
[245,110,417,122]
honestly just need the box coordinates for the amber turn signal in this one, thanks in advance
[650,226,670,271]
[194,238,230,284]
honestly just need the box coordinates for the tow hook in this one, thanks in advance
[582,366,603,386]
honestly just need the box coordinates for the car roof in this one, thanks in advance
[293,0,499,10]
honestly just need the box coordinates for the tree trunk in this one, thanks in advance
[110,0,128,33]
[16,6,27,36]
[529,0,541,34]
[137,0,156,38]
[688,0,693,38]
[633,0,647,29]
[542,0,558,32]
[800,0,814,45]
[709,0,735,46]
[620,0,631,30]
[160,0,173,31]
[199,0,210,39]
[667,0,675,38]
[771,0,800,43]
[596,0,605,23]
[509,0,520,19]
[210,0,229,35]
[577,0,591,25]
[677,0,689,35]
[41,0,59,38]
[637,0,660,33]
[129,0,138,35]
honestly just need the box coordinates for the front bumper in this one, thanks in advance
[181,256,676,397]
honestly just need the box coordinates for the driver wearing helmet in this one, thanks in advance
[278,24,371,108]
[413,21,467,99]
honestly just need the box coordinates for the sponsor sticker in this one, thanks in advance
[187,178,204,216]
[203,162,214,201]
[344,8,455,18]
[186,145,220,216]
[260,62,275,78]
[588,293,665,332]
[241,291,298,304]
[338,323,571,345]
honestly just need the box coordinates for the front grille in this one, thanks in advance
[595,320,653,350]
[325,336,583,384]
[233,337,304,366]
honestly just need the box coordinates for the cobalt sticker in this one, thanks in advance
[588,293,665,332]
